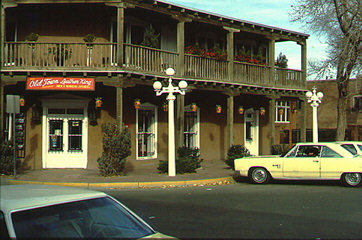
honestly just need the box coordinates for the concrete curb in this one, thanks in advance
[5,177,235,189]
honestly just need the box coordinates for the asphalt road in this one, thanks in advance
[104,181,362,239]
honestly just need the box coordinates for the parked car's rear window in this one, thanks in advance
[341,144,357,155]
[11,197,154,238]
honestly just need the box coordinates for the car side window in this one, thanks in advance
[0,211,10,239]
[321,146,342,158]
[341,144,357,155]
[295,146,320,157]
[358,145,362,152]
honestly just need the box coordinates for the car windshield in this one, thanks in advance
[11,196,154,238]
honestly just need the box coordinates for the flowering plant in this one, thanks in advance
[185,44,227,61]
[234,47,266,65]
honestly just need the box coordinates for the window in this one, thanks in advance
[321,146,342,158]
[49,120,63,151]
[136,103,157,159]
[353,96,362,110]
[341,144,357,155]
[275,100,290,123]
[295,145,321,157]
[68,120,82,151]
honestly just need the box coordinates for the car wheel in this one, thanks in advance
[249,168,270,184]
[342,173,362,187]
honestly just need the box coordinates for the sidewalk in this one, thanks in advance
[1,160,238,189]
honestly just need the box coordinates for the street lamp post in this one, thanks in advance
[306,87,323,143]
[153,68,187,177]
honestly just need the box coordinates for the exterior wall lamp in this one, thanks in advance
[215,105,222,113]
[260,107,266,116]
[153,68,188,177]
[306,87,323,143]
[238,106,244,114]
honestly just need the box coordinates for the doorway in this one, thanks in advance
[41,97,89,168]
[244,108,259,156]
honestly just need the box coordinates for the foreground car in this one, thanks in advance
[234,142,362,187]
[0,185,173,239]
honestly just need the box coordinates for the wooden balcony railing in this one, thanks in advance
[184,54,228,80]
[3,42,117,68]
[124,44,178,73]
[233,61,270,86]
[2,42,305,89]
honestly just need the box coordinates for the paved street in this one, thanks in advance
[105,181,362,239]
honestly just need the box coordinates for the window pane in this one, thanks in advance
[48,108,66,114]
[68,120,82,151]
[49,120,63,151]
[67,109,84,115]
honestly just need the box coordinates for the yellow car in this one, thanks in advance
[234,142,362,187]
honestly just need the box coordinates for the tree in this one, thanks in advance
[141,24,160,49]
[97,123,131,176]
[292,0,362,140]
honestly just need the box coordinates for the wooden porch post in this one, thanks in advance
[224,27,239,81]
[176,20,185,76]
[300,97,307,142]
[267,94,277,152]
[300,40,307,87]
[176,94,185,149]
[116,86,123,128]
[116,6,125,67]
[268,37,276,84]
[226,94,235,148]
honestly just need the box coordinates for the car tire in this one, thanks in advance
[342,173,362,187]
[249,167,270,184]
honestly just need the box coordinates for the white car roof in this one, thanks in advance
[0,184,107,214]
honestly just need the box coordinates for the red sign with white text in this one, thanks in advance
[26,77,95,91]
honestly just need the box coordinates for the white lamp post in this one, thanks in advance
[153,68,188,177]
[306,87,323,143]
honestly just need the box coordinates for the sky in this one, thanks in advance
[167,0,329,80]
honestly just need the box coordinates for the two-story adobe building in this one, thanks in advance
[1,0,309,171]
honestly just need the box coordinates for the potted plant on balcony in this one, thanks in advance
[83,34,96,48]
[25,32,39,41]
[276,52,288,68]
[141,24,160,49]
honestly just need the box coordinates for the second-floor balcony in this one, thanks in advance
[2,42,304,89]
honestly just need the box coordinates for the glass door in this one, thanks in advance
[42,103,88,169]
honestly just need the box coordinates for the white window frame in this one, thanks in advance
[136,102,158,160]
[353,95,362,110]
[183,104,200,149]
[275,100,290,123]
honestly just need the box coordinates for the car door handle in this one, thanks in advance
[313,160,319,162]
